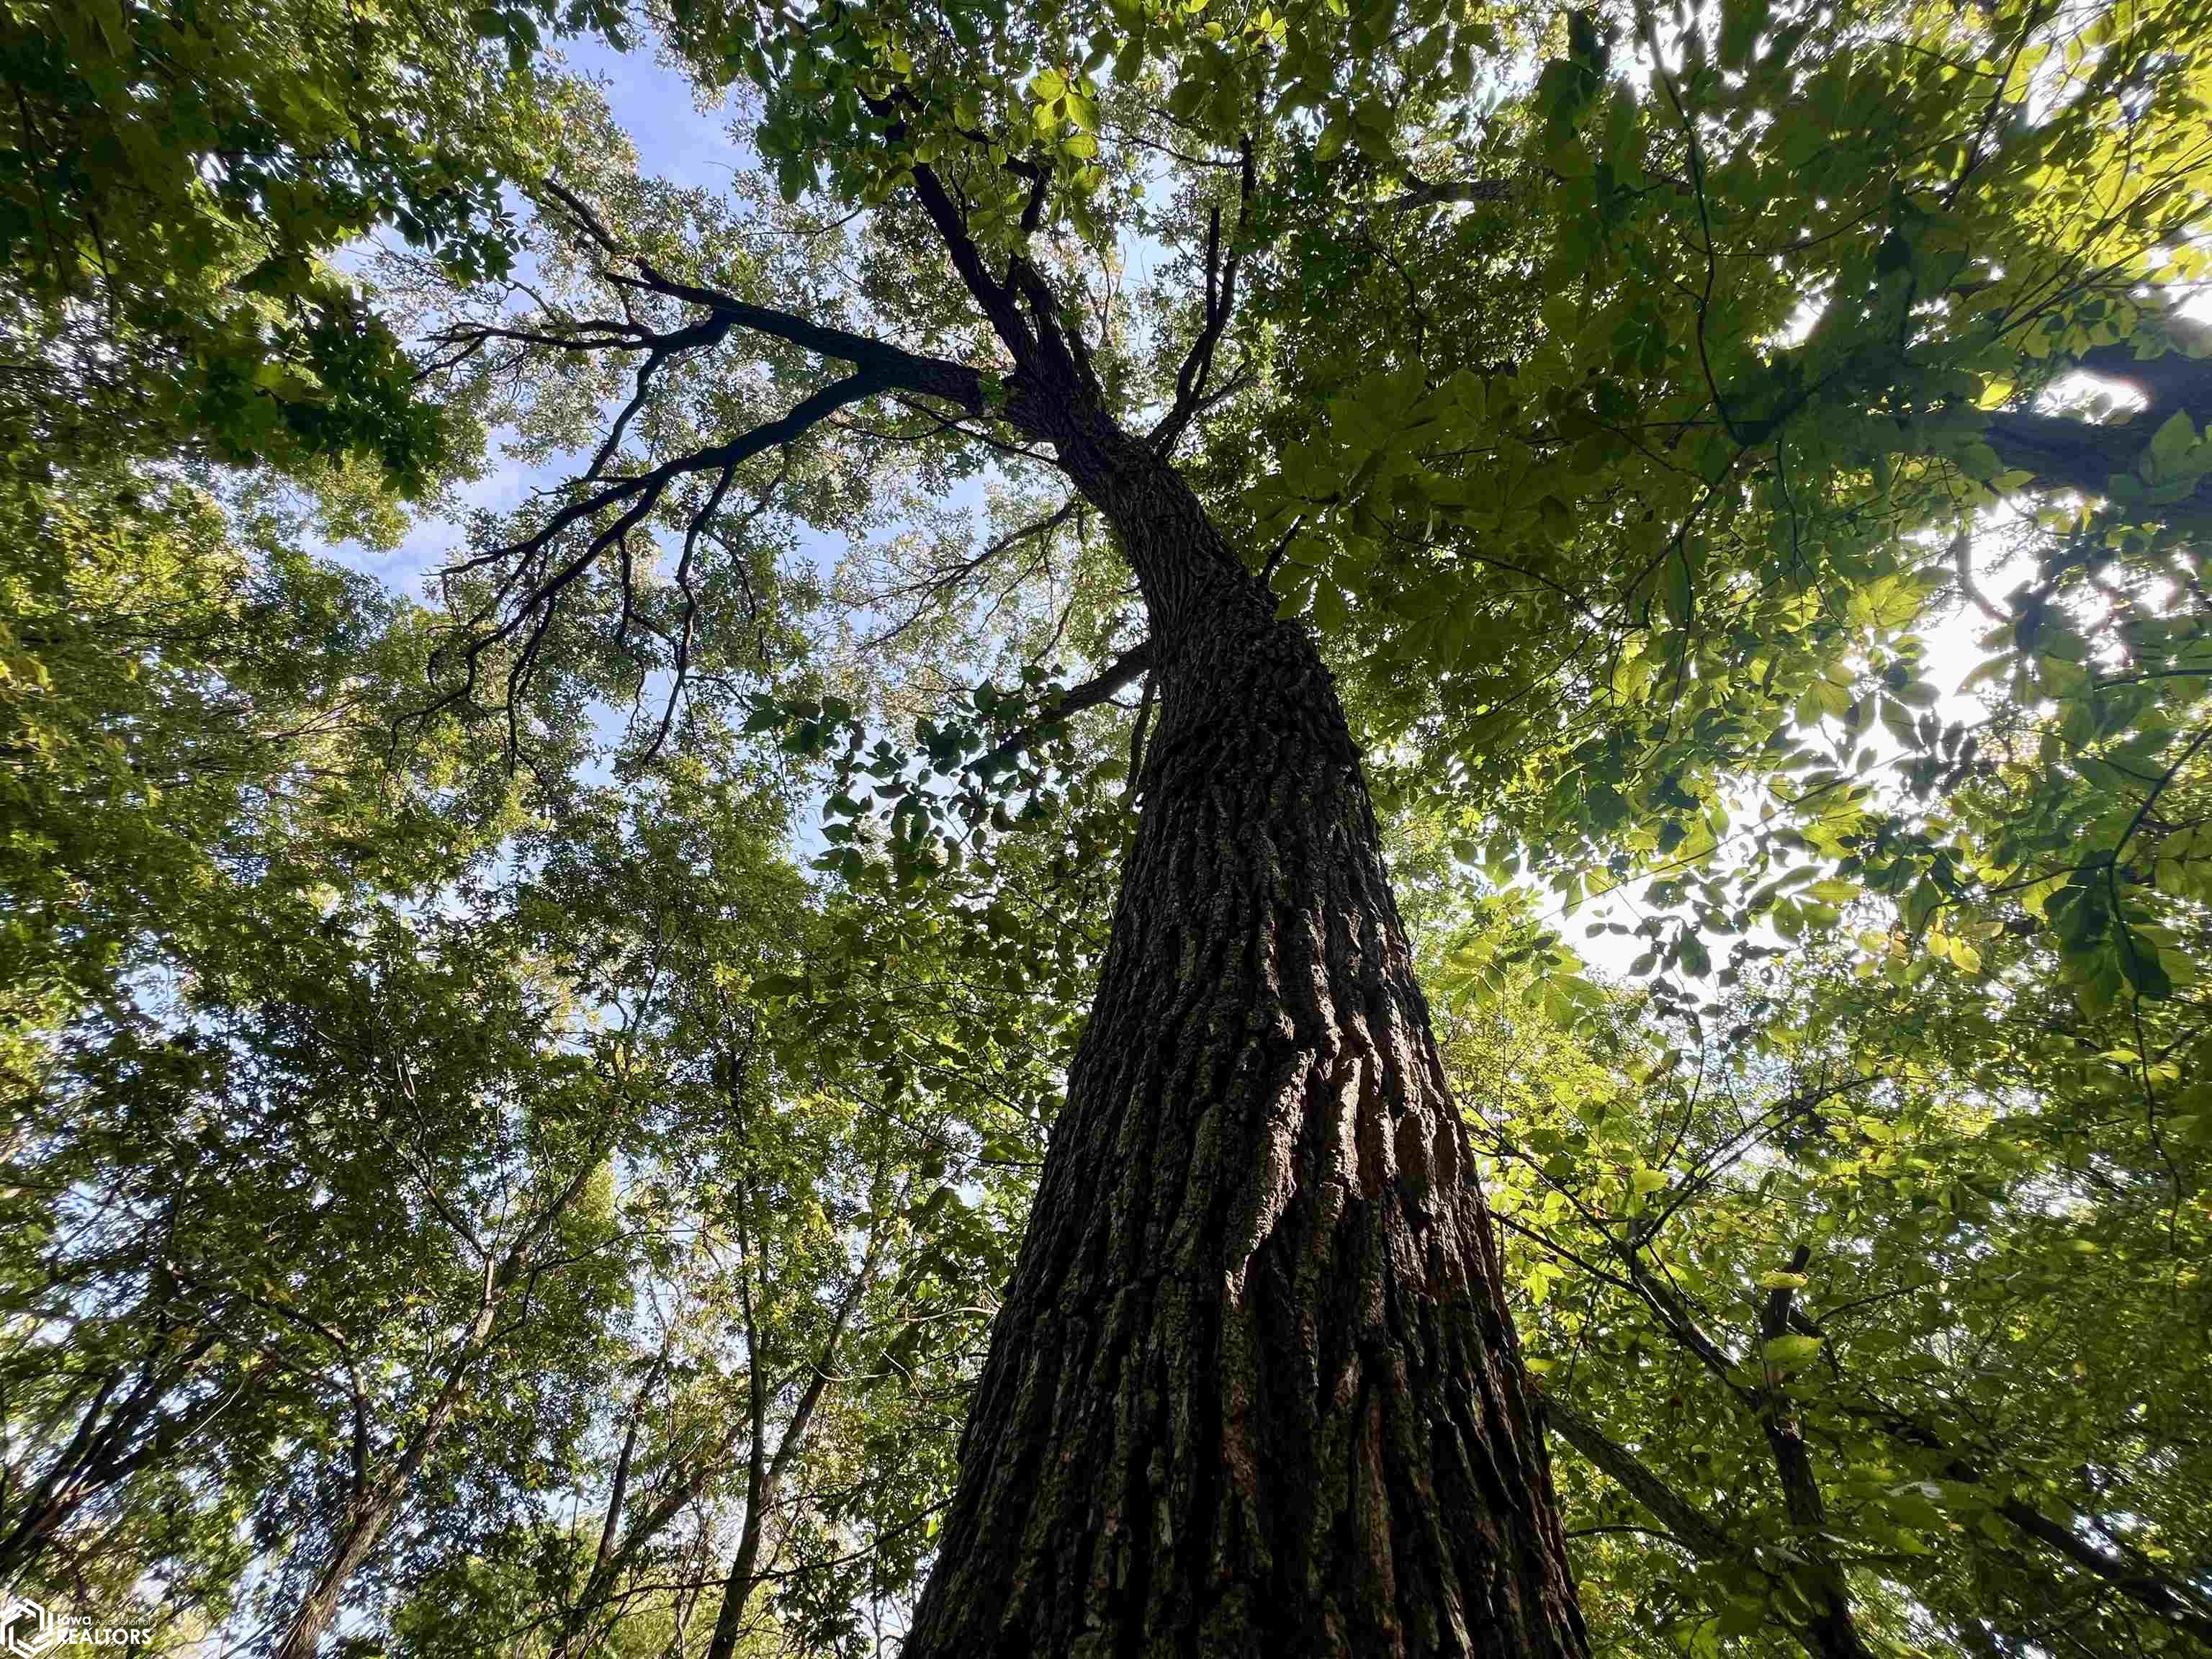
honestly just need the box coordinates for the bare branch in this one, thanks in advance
[1152,137,1256,452]
[531,175,1005,416]
[416,376,882,742]
[863,498,1083,652]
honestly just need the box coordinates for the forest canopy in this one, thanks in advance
[1,0,2208,1653]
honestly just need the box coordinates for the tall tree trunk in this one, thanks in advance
[0,1320,223,1589]
[1758,1413,1872,1659]
[901,413,1588,1658]
[703,1162,890,1659]
[551,1349,669,1659]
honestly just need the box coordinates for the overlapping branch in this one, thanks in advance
[1151,136,1256,453]
[864,499,1082,652]
[971,639,1156,776]
[410,179,1028,749]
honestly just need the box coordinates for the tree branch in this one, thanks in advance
[971,640,1156,775]
[1850,1404,2212,1646]
[1543,1392,1736,1564]
[1377,177,1513,211]
[1753,1246,1874,1659]
[418,375,883,739]
[1152,138,1256,452]
[531,175,1004,415]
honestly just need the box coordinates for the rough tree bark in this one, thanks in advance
[899,369,1590,1654]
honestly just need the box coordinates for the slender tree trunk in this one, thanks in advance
[703,1470,774,1659]
[0,1372,124,1588]
[1758,1413,1872,1659]
[667,1558,703,1659]
[273,1146,600,1658]
[703,1169,889,1659]
[275,1497,405,1659]
[273,1334,483,1659]
[902,411,1588,1658]
[551,1349,669,1659]
[1755,1252,1871,1659]
[0,1329,226,1590]
[696,1362,853,1658]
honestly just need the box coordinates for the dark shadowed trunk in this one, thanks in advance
[0,1333,224,1590]
[901,400,1588,1658]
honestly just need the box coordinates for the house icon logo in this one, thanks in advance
[0,1593,59,1658]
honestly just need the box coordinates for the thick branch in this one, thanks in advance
[609,270,997,413]
[1977,312,2212,506]
[1860,1407,2212,1646]
[1994,1498,2212,1647]
[532,176,1003,415]
[1979,408,2166,497]
[900,158,1040,372]
[2071,310,2212,414]
[2074,347,2212,413]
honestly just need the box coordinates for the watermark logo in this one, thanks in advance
[0,1596,58,1659]
[0,1599,146,1653]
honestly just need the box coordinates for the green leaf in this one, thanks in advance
[1762,1334,1823,1370]
[2148,408,2198,472]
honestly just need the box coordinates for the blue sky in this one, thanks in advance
[336,36,757,597]
[568,35,750,191]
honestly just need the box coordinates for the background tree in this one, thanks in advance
[0,0,628,490]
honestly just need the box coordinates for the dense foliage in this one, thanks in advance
[2,0,2208,1650]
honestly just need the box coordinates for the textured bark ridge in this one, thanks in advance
[902,415,1589,1659]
